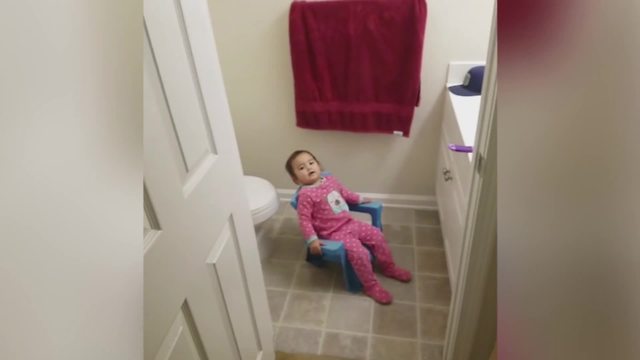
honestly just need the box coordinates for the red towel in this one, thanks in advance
[289,0,427,137]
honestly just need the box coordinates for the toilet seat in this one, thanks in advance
[242,176,279,225]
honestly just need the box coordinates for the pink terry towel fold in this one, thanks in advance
[289,0,427,137]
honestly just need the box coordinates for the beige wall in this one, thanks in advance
[208,0,493,196]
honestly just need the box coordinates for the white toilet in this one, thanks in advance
[242,176,280,260]
[242,176,279,225]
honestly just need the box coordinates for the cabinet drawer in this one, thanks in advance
[436,90,481,292]
[439,134,466,228]
[435,135,465,284]
[435,141,457,283]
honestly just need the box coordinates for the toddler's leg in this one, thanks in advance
[339,233,392,305]
[356,223,412,282]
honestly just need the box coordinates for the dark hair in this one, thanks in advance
[285,150,319,178]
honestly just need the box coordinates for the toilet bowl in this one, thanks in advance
[242,175,279,225]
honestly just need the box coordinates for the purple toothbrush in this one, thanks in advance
[448,144,473,153]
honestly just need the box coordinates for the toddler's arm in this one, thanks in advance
[296,192,319,246]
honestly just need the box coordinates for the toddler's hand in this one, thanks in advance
[309,240,323,255]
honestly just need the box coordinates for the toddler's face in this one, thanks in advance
[291,152,321,185]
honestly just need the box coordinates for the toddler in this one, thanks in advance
[285,150,412,304]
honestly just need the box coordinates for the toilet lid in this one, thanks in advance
[243,176,279,224]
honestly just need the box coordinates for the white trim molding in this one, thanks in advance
[276,188,438,210]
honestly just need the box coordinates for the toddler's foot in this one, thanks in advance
[382,266,412,282]
[364,283,393,305]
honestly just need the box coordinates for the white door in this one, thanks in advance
[143,1,274,359]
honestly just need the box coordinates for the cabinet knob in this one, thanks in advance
[442,168,453,182]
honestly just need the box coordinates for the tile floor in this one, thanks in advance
[260,203,451,360]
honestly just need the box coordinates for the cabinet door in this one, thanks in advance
[436,137,461,286]
[442,96,473,202]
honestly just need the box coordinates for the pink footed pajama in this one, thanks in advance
[296,176,412,304]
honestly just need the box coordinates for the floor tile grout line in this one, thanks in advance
[414,220,422,360]
[286,288,359,297]
[271,217,285,239]
[416,272,450,280]
[419,302,452,312]
[265,286,293,292]
[274,261,336,354]
[263,230,293,345]
[369,334,423,344]
[414,223,442,229]
[416,271,450,278]
[274,323,367,337]
[271,234,305,241]
[412,220,417,248]
[276,261,301,326]
[268,287,450,310]
[420,339,447,346]
[415,245,446,251]
[388,243,422,249]
[415,222,441,227]
[267,258,302,265]
[390,243,446,252]
[414,245,447,251]
[417,302,451,312]
[367,299,374,360]
[275,323,436,345]
[317,269,336,355]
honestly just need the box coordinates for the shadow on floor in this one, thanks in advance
[276,351,354,360]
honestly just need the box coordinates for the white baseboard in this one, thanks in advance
[276,188,438,210]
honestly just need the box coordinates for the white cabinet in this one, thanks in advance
[436,90,480,291]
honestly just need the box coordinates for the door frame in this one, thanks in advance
[443,3,497,359]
